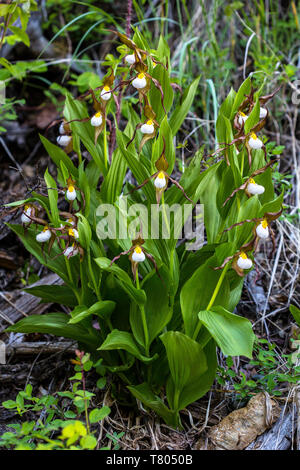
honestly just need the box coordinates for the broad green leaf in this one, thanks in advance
[60,160,69,185]
[85,160,101,189]
[260,191,283,216]
[130,267,172,348]
[6,313,100,351]
[89,406,110,423]
[94,257,146,305]
[169,77,200,135]
[151,116,175,173]
[227,275,244,312]
[244,99,260,134]
[132,27,149,50]
[77,213,92,250]
[24,284,78,307]
[156,35,170,64]
[216,114,241,187]
[99,329,157,363]
[198,306,255,357]
[69,300,116,324]
[290,305,300,327]
[149,64,173,123]
[40,135,78,178]
[9,26,30,47]
[179,244,218,288]
[100,149,127,204]
[180,254,230,338]
[116,130,156,204]
[216,165,238,219]
[254,168,274,206]
[230,77,251,119]
[219,87,236,118]
[169,338,217,411]
[64,95,106,174]
[7,224,75,285]
[195,162,223,243]
[44,168,59,226]
[160,331,207,411]
[80,435,97,450]
[227,195,261,249]
[127,382,178,427]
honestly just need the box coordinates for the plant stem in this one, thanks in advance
[173,388,180,412]
[135,267,150,356]
[161,191,170,237]
[103,122,108,170]
[65,257,81,304]
[88,249,101,301]
[192,263,230,341]
[79,261,85,304]
[106,316,127,364]
[240,149,245,176]
[207,262,230,311]
[80,359,90,434]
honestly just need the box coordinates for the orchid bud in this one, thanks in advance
[57,135,72,147]
[132,73,147,90]
[248,132,263,150]
[140,120,154,134]
[247,178,265,195]
[125,54,136,65]
[68,228,79,239]
[238,112,248,126]
[237,252,253,270]
[256,219,269,239]
[36,226,51,243]
[21,205,33,224]
[64,244,79,258]
[91,112,103,127]
[100,85,111,101]
[131,246,145,263]
[154,171,167,189]
[66,185,76,201]
[259,107,267,119]
[66,217,75,226]
[59,122,66,134]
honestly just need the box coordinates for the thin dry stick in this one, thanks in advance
[0,309,14,325]
[259,229,284,335]
[0,292,28,317]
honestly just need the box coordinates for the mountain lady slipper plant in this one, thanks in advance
[126,97,159,152]
[130,138,193,204]
[4,29,284,429]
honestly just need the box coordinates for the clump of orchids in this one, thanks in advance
[216,208,283,276]
[57,120,73,153]
[212,86,280,167]
[56,70,115,146]
[205,84,282,278]
[10,176,85,260]
[55,32,168,155]
[110,233,158,280]
[222,159,278,206]
[126,96,159,152]
[129,137,193,205]
[4,24,286,429]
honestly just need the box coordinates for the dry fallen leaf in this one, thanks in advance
[196,392,281,450]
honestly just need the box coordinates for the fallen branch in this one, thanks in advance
[0,273,63,333]
[6,341,76,356]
